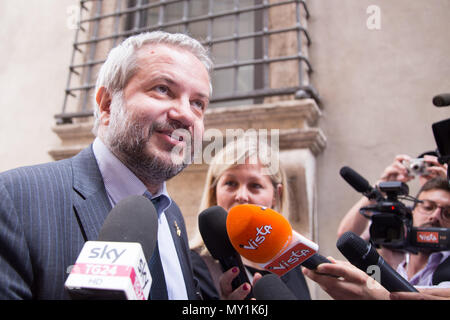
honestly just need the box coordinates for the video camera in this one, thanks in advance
[359,181,412,250]
[340,167,450,254]
[432,93,450,181]
[340,94,450,254]
[433,117,450,181]
[362,181,450,253]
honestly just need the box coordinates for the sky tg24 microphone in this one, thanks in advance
[65,195,158,300]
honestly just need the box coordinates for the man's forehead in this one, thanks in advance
[133,42,211,96]
[137,43,193,60]
[135,43,208,75]
[419,189,450,201]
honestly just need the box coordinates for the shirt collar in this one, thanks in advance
[400,250,450,270]
[92,137,172,215]
[433,250,450,264]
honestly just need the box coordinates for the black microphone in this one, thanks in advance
[433,93,450,107]
[253,274,297,300]
[301,253,332,270]
[340,166,384,201]
[198,206,253,298]
[65,195,158,299]
[337,231,418,292]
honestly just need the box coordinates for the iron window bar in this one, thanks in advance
[56,0,318,124]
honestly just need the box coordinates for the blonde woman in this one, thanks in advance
[190,136,310,300]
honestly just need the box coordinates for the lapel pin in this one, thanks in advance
[174,220,181,237]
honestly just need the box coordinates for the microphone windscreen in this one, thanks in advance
[226,204,292,263]
[339,166,372,193]
[98,195,158,260]
[336,231,377,268]
[253,274,297,300]
[198,206,237,259]
[432,93,450,107]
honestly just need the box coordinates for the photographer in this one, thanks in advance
[305,177,450,299]
[396,177,450,287]
[337,151,448,268]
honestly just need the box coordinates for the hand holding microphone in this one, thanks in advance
[304,231,417,300]
[198,205,253,299]
[337,231,418,293]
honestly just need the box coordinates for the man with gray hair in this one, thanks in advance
[0,31,212,299]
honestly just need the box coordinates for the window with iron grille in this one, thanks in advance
[56,0,317,125]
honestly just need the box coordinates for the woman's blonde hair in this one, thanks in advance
[190,136,290,250]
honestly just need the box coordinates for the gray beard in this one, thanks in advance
[103,93,188,187]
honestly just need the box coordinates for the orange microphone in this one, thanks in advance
[226,204,329,276]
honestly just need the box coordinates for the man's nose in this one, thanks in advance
[427,206,443,226]
[168,96,195,128]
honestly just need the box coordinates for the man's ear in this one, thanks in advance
[95,87,112,126]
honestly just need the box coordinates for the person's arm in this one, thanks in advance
[390,287,450,300]
[0,181,33,299]
[302,257,390,300]
[337,196,373,239]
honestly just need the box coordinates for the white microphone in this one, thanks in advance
[65,241,151,299]
[65,195,158,300]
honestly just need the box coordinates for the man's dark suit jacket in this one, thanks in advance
[0,146,200,299]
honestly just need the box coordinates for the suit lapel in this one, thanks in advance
[165,205,200,300]
[71,146,112,241]
[69,146,201,298]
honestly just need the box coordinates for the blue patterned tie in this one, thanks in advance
[143,192,168,300]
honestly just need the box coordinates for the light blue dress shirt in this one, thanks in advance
[396,250,450,288]
[92,137,188,299]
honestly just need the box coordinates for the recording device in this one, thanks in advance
[410,227,450,251]
[253,274,297,300]
[432,93,450,107]
[198,206,253,298]
[432,118,450,183]
[65,195,157,300]
[401,158,431,177]
[226,204,330,276]
[359,180,414,252]
[340,166,450,253]
[337,231,418,292]
[339,166,384,201]
[433,118,450,159]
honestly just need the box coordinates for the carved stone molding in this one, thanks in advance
[48,99,325,160]
[205,98,321,130]
[48,122,95,161]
